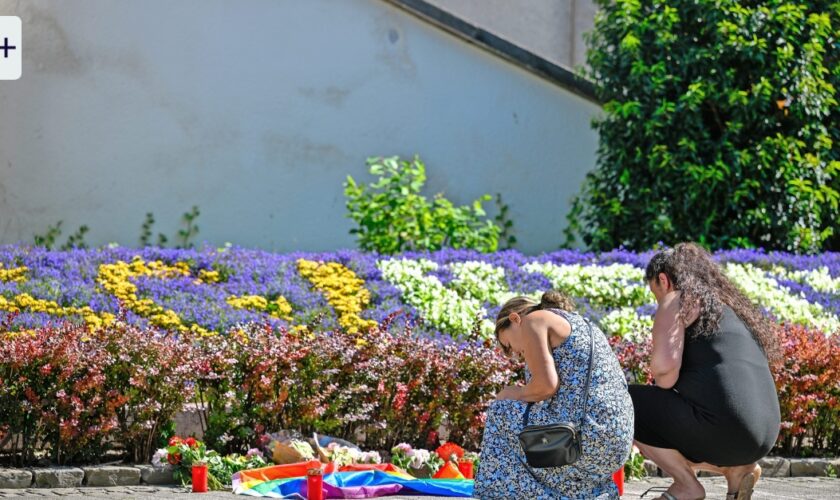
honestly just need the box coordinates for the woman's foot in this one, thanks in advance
[648,480,705,500]
[723,463,761,500]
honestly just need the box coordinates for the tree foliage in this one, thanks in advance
[567,0,840,253]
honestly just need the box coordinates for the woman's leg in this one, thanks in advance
[635,440,705,499]
[689,461,761,495]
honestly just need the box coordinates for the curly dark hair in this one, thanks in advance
[645,242,780,363]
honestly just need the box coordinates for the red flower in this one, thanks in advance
[168,436,182,447]
[184,437,198,448]
[435,442,464,462]
[167,452,181,465]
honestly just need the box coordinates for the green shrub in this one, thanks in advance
[567,0,840,253]
[344,156,500,254]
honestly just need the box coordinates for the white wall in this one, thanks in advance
[0,0,600,254]
[423,0,598,69]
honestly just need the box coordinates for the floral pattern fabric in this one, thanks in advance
[474,310,634,499]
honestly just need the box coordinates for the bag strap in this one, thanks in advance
[522,312,595,428]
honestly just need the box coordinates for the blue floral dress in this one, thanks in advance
[474,309,634,499]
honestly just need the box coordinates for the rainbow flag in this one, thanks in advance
[233,460,474,498]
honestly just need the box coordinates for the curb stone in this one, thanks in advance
[32,467,84,488]
[758,456,791,477]
[790,458,830,477]
[642,459,658,477]
[0,469,32,488]
[0,457,836,491]
[82,466,141,486]
[136,465,177,485]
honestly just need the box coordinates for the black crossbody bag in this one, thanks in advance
[517,314,595,474]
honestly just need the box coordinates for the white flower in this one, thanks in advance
[408,449,431,469]
[151,448,167,468]
[358,451,382,464]
[724,263,839,334]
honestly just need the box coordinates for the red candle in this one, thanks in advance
[457,459,474,479]
[191,463,208,493]
[612,467,625,496]
[307,467,324,500]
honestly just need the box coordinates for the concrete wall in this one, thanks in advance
[423,0,597,69]
[0,0,600,254]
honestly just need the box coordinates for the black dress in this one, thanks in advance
[629,305,780,466]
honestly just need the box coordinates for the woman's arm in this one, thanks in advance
[650,291,697,389]
[496,311,562,402]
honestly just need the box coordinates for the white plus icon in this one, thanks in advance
[0,16,21,80]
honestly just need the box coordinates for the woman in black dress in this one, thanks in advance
[630,243,780,500]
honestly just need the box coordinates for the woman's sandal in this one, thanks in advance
[641,486,704,500]
[726,465,761,500]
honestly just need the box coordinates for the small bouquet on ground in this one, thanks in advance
[164,436,224,490]
[435,442,465,463]
[432,442,467,479]
[271,438,316,464]
[155,436,268,490]
[390,443,443,478]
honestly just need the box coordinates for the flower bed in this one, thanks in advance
[1,244,839,462]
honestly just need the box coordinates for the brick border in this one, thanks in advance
[0,465,177,489]
[643,457,840,479]
[1,457,838,489]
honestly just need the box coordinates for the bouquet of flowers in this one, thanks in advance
[435,442,465,463]
[390,443,443,476]
[157,436,268,490]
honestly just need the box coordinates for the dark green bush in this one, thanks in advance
[567,0,840,253]
[344,156,500,254]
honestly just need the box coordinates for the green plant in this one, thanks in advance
[178,206,200,249]
[60,225,89,250]
[344,156,500,253]
[567,0,840,253]
[140,212,167,248]
[493,193,517,250]
[33,221,63,249]
[624,446,647,479]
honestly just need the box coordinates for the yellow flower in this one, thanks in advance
[197,269,221,283]
[297,259,377,334]
[0,263,28,283]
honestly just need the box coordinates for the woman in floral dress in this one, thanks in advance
[474,291,633,499]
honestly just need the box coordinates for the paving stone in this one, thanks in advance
[0,470,31,489]
[642,459,658,477]
[790,458,832,477]
[82,466,140,487]
[32,468,84,488]
[759,456,791,477]
[136,465,176,485]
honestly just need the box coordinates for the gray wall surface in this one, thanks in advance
[0,0,601,254]
[423,0,597,69]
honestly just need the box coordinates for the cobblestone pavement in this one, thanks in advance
[0,477,837,499]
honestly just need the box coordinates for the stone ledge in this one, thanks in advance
[789,458,840,477]
[82,466,141,487]
[758,456,790,477]
[2,456,837,490]
[645,457,836,478]
[0,469,32,488]
[136,465,177,485]
[32,467,84,488]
